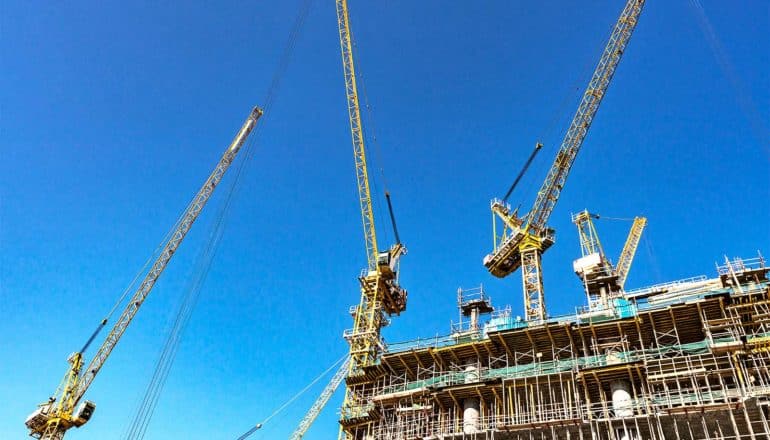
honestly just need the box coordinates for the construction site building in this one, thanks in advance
[339,255,770,440]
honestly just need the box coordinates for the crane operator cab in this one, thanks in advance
[377,243,406,276]
[374,244,408,315]
[377,251,392,271]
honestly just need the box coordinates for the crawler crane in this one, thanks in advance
[335,1,407,439]
[25,107,263,440]
[483,0,645,322]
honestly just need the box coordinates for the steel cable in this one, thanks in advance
[688,0,769,160]
[121,0,314,437]
[235,354,348,440]
[349,5,391,247]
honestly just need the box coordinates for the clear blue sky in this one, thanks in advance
[1,1,768,439]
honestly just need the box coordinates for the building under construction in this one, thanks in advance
[333,0,770,439]
[19,0,767,439]
[338,256,770,440]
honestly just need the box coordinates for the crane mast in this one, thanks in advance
[484,0,645,322]
[25,107,263,440]
[335,1,407,439]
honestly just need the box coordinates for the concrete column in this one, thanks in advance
[463,363,480,434]
[470,307,479,331]
[614,426,637,440]
[610,380,633,418]
[463,398,480,434]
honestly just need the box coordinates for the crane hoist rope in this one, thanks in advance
[352,34,394,247]
[120,1,314,437]
[25,107,263,440]
[501,34,612,209]
[261,0,315,114]
[484,0,645,322]
[79,213,184,357]
[123,184,235,440]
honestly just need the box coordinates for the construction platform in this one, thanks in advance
[340,255,770,440]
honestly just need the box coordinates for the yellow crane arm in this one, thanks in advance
[485,0,645,287]
[615,216,647,288]
[26,107,262,440]
[336,0,378,271]
[73,107,262,405]
[526,0,645,233]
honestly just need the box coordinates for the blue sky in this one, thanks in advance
[1,1,768,439]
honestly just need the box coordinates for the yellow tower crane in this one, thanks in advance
[571,210,647,309]
[616,216,647,288]
[25,107,262,440]
[483,0,645,322]
[335,1,407,439]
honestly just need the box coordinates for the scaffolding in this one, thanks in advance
[343,255,770,440]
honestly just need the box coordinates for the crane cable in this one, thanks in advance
[78,212,184,354]
[594,215,636,222]
[349,5,394,247]
[235,354,348,440]
[119,0,315,437]
[122,118,262,439]
[126,120,260,440]
[687,0,769,159]
[122,189,228,440]
[507,16,620,209]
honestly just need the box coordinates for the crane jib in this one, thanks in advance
[22,107,264,440]
[485,0,645,323]
[71,107,262,406]
[526,0,644,231]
